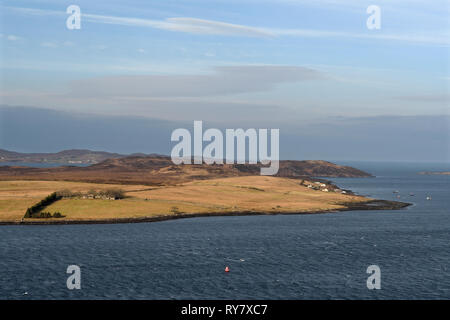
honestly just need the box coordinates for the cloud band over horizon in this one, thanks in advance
[3,5,449,45]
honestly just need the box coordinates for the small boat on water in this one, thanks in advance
[426,196,432,200]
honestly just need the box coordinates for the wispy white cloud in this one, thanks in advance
[41,41,58,48]
[269,28,450,46]
[204,51,216,57]
[38,41,75,48]
[77,13,274,37]
[4,5,449,45]
[6,35,21,41]
[163,17,273,37]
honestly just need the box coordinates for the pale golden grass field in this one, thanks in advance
[0,177,368,222]
[0,180,150,221]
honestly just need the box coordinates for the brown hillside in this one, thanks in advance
[0,155,371,185]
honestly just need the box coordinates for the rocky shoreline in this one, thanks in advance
[0,199,411,226]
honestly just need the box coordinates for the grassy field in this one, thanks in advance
[0,180,151,221]
[0,177,369,222]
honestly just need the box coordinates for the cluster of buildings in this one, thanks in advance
[305,181,347,194]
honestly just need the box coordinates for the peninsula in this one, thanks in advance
[0,152,409,225]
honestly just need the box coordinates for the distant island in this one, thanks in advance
[0,148,142,164]
[0,149,409,225]
[418,171,450,175]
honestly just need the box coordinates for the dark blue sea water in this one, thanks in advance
[0,161,449,299]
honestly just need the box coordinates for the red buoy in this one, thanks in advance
[225,266,230,272]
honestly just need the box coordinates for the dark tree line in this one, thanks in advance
[24,192,64,218]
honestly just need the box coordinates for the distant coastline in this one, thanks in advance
[418,171,450,175]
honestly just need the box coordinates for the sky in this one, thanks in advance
[0,0,449,161]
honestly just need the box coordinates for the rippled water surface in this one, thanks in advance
[0,161,449,299]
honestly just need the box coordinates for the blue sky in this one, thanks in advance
[0,0,449,160]
[1,0,449,119]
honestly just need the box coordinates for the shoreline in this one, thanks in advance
[0,199,411,226]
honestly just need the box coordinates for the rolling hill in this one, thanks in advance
[0,152,371,185]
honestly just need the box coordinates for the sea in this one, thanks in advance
[0,161,449,299]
